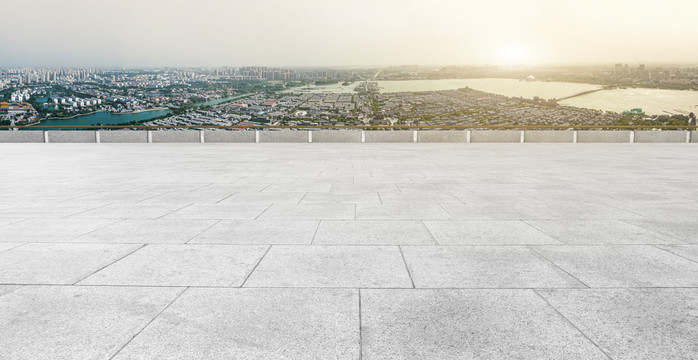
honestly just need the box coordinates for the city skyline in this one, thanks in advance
[1,0,697,67]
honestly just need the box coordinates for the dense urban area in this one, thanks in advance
[1,65,696,128]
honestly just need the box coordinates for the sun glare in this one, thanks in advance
[497,44,533,65]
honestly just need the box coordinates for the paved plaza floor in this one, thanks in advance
[0,143,697,359]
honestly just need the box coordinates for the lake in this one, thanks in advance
[560,88,698,116]
[287,79,698,115]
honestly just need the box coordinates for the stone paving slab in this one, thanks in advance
[538,288,698,360]
[300,191,382,204]
[655,244,698,262]
[112,288,360,360]
[313,220,435,245]
[533,245,698,287]
[73,219,219,243]
[0,243,142,284]
[0,218,119,242]
[217,191,306,204]
[423,220,560,245]
[0,285,182,360]
[80,244,268,287]
[163,203,270,220]
[257,204,355,220]
[0,243,25,252]
[244,245,413,288]
[361,289,608,359]
[525,220,675,244]
[402,246,585,288]
[356,203,453,220]
[0,285,21,297]
[0,202,108,218]
[626,220,698,244]
[71,203,187,219]
[191,220,319,244]
[0,143,697,359]
[440,203,543,220]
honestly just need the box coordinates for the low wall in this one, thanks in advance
[634,131,687,143]
[0,131,44,143]
[0,130,696,144]
[49,131,96,143]
[365,131,414,143]
[577,131,631,143]
[260,130,308,143]
[524,131,574,143]
[99,131,148,143]
[311,130,362,143]
[204,130,255,143]
[418,131,467,143]
[471,130,520,143]
[151,131,200,143]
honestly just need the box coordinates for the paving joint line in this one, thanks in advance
[398,246,416,288]
[649,244,698,265]
[155,203,193,219]
[185,219,223,244]
[239,245,272,287]
[297,192,308,205]
[71,244,147,285]
[527,245,591,289]
[419,220,440,245]
[520,220,566,245]
[0,242,28,254]
[214,192,238,204]
[310,221,322,245]
[532,289,614,360]
[62,202,114,219]
[253,204,274,220]
[108,286,189,360]
[68,218,125,242]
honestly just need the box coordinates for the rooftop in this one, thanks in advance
[0,143,697,359]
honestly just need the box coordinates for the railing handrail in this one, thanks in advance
[1,125,697,130]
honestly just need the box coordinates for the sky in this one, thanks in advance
[1,0,696,67]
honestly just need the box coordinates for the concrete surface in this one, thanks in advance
[0,131,44,143]
[99,131,148,143]
[151,130,200,143]
[524,130,574,143]
[577,130,632,143]
[203,130,255,143]
[49,130,96,143]
[0,143,697,359]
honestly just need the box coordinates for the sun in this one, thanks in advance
[496,44,533,66]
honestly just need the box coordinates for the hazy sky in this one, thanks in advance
[1,0,696,67]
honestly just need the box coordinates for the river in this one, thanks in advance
[32,93,253,128]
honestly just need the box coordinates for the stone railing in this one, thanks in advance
[0,126,696,143]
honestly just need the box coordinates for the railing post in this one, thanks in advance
[466,130,471,143]
[147,131,152,143]
[573,130,578,143]
[687,131,691,144]
[308,130,313,143]
[361,130,365,143]
[630,130,635,143]
[95,131,101,143]
[43,131,49,143]
[520,130,525,143]
[255,130,260,143]
[413,130,418,143]
[199,130,205,143]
